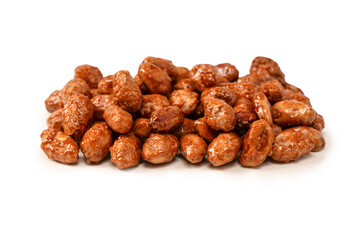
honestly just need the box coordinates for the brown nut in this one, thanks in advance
[40,128,79,164]
[45,90,64,113]
[172,118,196,138]
[149,106,184,132]
[240,119,274,167]
[272,100,316,127]
[284,83,304,95]
[169,90,199,116]
[284,89,312,106]
[202,96,236,132]
[173,78,196,91]
[103,105,133,134]
[132,118,151,141]
[90,89,100,98]
[220,82,258,100]
[272,124,282,136]
[80,122,113,164]
[91,95,118,120]
[305,127,326,152]
[252,92,273,126]
[180,134,207,164]
[260,79,285,103]
[47,109,63,130]
[98,75,114,94]
[250,56,285,85]
[112,70,142,113]
[237,74,271,86]
[174,66,190,83]
[62,93,94,140]
[74,64,103,89]
[194,117,218,142]
[207,132,242,167]
[142,133,179,164]
[192,103,204,119]
[214,63,239,82]
[110,133,141,169]
[189,64,217,92]
[134,74,149,94]
[61,78,91,104]
[138,62,172,95]
[201,87,237,106]
[142,56,178,80]
[140,94,170,118]
[233,98,258,129]
[311,114,325,132]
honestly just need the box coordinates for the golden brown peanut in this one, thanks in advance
[305,127,326,152]
[173,78,196,91]
[169,90,199,116]
[260,79,285,103]
[40,128,79,164]
[91,95,118,120]
[250,56,286,85]
[180,134,207,164]
[240,119,274,167]
[220,82,258,100]
[172,118,196,138]
[201,87,237,106]
[138,62,172,95]
[140,94,170,118]
[112,70,142,113]
[74,64,103,89]
[237,74,271,86]
[62,93,94,140]
[132,118,151,141]
[110,134,141,169]
[311,114,325,132]
[194,117,218,142]
[62,78,91,104]
[174,66,190,83]
[47,109,63,130]
[284,89,312,106]
[284,83,304,95]
[142,133,179,164]
[98,75,114,94]
[45,90,64,113]
[149,106,184,132]
[272,100,316,127]
[252,92,273,126]
[214,63,239,82]
[272,124,282,136]
[189,64,217,92]
[103,105,133,134]
[233,98,258,129]
[207,132,242,167]
[202,97,236,132]
[142,56,178,80]
[134,74,149,94]
[215,75,230,85]
[80,122,113,164]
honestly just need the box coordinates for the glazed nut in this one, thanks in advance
[214,63,239,82]
[173,78,196,91]
[45,90,63,113]
[189,64,217,92]
[98,75,114,94]
[142,133,179,164]
[47,109,63,130]
[220,82,258,100]
[169,90,199,116]
[91,94,118,120]
[103,105,133,134]
[233,97,258,129]
[252,92,273,126]
[180,134,207,164]
[61,78,91,104]
[149,106,184,132]
[142,56,178,80]
[172,118,196,138]
[140,94,170,118]
[194,117,218,143]
[110,133,142,169]
[201,87,237,106]
[132,118,151,141]
[311,114,325,132]
[260,79,285,103]
[174,66,190,83]
[138,62,172,96]
[74,64,103,89]
[250,56,286,85]
[272,100,316,127]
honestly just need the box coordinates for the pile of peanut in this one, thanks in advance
[41,56,325,169]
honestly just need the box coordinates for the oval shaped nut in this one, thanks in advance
[134,74,149,94]
[201,87,237,106]
[110,134,141,169]
[311,114,325,132]
[284,83,304,95]
[138,62,172,96]
[47,109,63,130]
[207,132,242,167]
[202,97,236,132]
[74,64,103,89]
[252,92,273,126]
[284,89,312,106]
[272,100,316,127]
[140,94,170,118]
[61,78,91,104]
[272,124,282,136]
[249,56,285,85]
[169,90,199,116]
[132,118,151,141]
[240,119,274,167]
[189,64,217,92]
[80,122,113,164]
[172,118,195,138]
[260,79,285,103]
[103,105,133,134]
[233,98,258,129]
[215,75,230,85]
[237,74,271,86]
[45,90,64,113]
[62,93,94,140]
[180,134,207,164]
[174,66,190,83]
[40,128,79,164]
[142,56,178,80]
[214,63,239,82]
[220,82,258,100]
[112,70,142,113]
[98,75,114,94]
[305,127,326,152]
[142,133,179,164]
[194,117,218,143]
[149,106,184,132]
[91,95,118,120]
[270,127,316,162]
[173,78,196,91]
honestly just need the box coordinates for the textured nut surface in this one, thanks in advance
[149,106,184,132]
[112,70,142,113]
[142,56,178,80]
[207,132,242,167]
[202,97,236,132]
[45,90,64,113]
[240,119,274,167]
[172,118,195,138]
[284,89,311,106]
[110,134,141,169]
[173,78,196,91]
[220,82,258,100]
[62,93,94,140]
[306,127,326,152]
[142,133,179,164]
[215,63,239,82]
[194,117,218,142]
[272,100,316,127]
[189,64,217,92]
[260,79,285,103]
[175,66,189,83]
[138,62,172,95]
[74,64,103,89]
[233,98,258,129]
[91,95,118,120]
[62,78,91,104]
[90,89,100,98]
[252,92,273,126]
[103,105,133,134]
[250,56,285,85]
[170,90,199,116]
[140,94,170,118]
[40,128,79,164]
[132,118,151,141]
[180,134,207,164]
[272,124,282,136]
[98,75,114,94]
[284,83,304,95]
[47,109,63,130]
[80,122,113,164]
[311,114,325,132]
[201,87,237,106]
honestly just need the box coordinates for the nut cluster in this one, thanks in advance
[41,56,325,169]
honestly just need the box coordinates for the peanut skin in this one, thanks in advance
[142,133,179,164]
[272,100,316,127]
[180,134,207,164]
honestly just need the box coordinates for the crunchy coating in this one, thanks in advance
[91,95,118,120]
[214,63,239,82]
[142,133,179,164]
[142,56,178,80]
[284,89,312,106]
[272,100,316,127]
[180,134,207,164]
[207,132,242,167]
[284,83,304,95]
[173,78,196,91]
[140,94,170,118]
[138,62,172,96]
[40,128,79,164]
[189,64,217,92]
[112,70,142,113]
[169,90,199,116]
[149,106,184,132]
[201,87,237,106]
[172,118,196,138]
[134,74,149,94]
[74,64,103,89]
[132,118,151,141]
[233,98,258,129]
[194,117,218,143]
[45,90,64,113]
[98,75,114,94]
[220,82,258,100]
[306,127,326,152]
[252,92,273,126]
[80,122,113,164]
[311,114,325,132]
[61,78,91,104]
[260,79,285,103]
[174,66,190,83]
[250,56,286,85]
[47,109,63,130]
[103,105,133,134]
[110,134,141,169]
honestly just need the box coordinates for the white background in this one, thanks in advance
[0,1,359,239]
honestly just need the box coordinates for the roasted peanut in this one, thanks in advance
[180,134,207,164]
[311,114,325,132]
[140,94,170,118]
[237,74,270,86]
[132,118,151,141]
[91,95,118,120]
[142,56,178,80]
[250,56,286,85]
[149,106,184,132]
[142,133,179,164]
[74,64,103,89]
[174,66,190,83]
[173,78,196,91]
[207,132,242,167]
[103,105,133,134]
[194,117,218,142]
[240,119,274,167]
[45,90,63,113]
[284,83,304,95]
[172,118,196,138]
[272,100,316,127]
[47,109,63,130]
[233,97,258,129]
[252,92,273,126]
[220,82,258,100]
[61,78,91,104]
[260,79,285,103]
[306,127,326,152]
[169,90,199,116]
[134,74,149,94]
[202,97,236,132]
[284,89,312,106]
[110,133,142,169]
[201,87,237,106]
[215,63,239,82]
[98,75,114,94]
[138,62,172,95]
[192,103,204,119]
[189,64,217,92]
